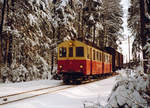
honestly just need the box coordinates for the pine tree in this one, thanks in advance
[100,0,123,49]
[128,0,150,73]
[141,0,150,73]
[128,0,141,62]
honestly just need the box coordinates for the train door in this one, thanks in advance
[102,53,104,74]
[90,48,92,75]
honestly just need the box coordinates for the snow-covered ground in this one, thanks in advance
[0,80,61,96]
[0,76,117,108]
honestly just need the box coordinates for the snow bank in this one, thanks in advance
[0,77,116,108]
[83,67,150,108]
[106,67,150,108]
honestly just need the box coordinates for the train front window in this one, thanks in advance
[76,47,84,57]
[69,47,73,57]
[59,47,66,57]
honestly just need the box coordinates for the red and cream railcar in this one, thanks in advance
[57,40,112,83]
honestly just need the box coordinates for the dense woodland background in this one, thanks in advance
[0,0,150,107]
[0,0,123,82]
[128,0,150,74]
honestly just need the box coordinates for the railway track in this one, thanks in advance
[0,84,75,105]
[0,73,117,105]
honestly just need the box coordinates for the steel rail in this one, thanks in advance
[0,84,63,98]
[0,85,74,105]
[0,73,117,105]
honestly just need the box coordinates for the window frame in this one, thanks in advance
[69,47,73,57]
[93,50,95,60]
[76,47,84,57]
[59,47,67,57]
[87,47,90,59]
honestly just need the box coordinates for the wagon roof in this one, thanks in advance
[58,39,117,55]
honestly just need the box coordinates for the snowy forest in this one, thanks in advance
[0,0,123,82]
[0,0,150,107]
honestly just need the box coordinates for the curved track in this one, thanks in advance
[0,73,117,105]
[0,84,75,105]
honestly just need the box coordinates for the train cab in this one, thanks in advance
[57,40,87,76]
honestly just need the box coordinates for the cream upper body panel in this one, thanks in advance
[58,40,111,62]
[58,40,87,60]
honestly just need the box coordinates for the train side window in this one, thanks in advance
[87,47,90,59]
[106,55,108,62]
[99,52,100,61]
[107,55,109,62]
[104,54,106,62]
[97,52,99,61]
[101,53,102,61]
[110,56,112,63]
[97,51,99,61]
[100,53,101,61]
[76,47,84,57]
[59,47,66,57]
[69,47,73,57]
[93,50,95,60]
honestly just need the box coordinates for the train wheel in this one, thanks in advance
[63,80,70,84]
[72,80,81,85]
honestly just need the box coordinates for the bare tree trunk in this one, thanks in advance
[78,10,81,39]
[92,25,96,45]
[7,35,12,67]
[4,0,9,65]
[140,0,146,72]
[11,0,14,7]
[144,0,150,73]
[82,11,84,41]
[140,0,150,73]
[51,50,54,75]
[51,24,56,75]
[0,0,7,64]
[4,38,9,64]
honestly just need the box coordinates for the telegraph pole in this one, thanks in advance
[140,0,147,73]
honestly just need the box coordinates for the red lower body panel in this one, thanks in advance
[104,63,112,74]
[58,60,87,75]
[58,60,112,76]
[91,61,103,75]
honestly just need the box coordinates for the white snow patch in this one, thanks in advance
[28,14,38,26]
[60,0,69,7]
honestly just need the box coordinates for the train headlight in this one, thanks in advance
[69,42,73,46]
[59,65,63,68]
[80,65,83,68]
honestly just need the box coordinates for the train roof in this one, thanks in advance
[58,39,122,55]
[59,39,105,51]
[105,47,123,55]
